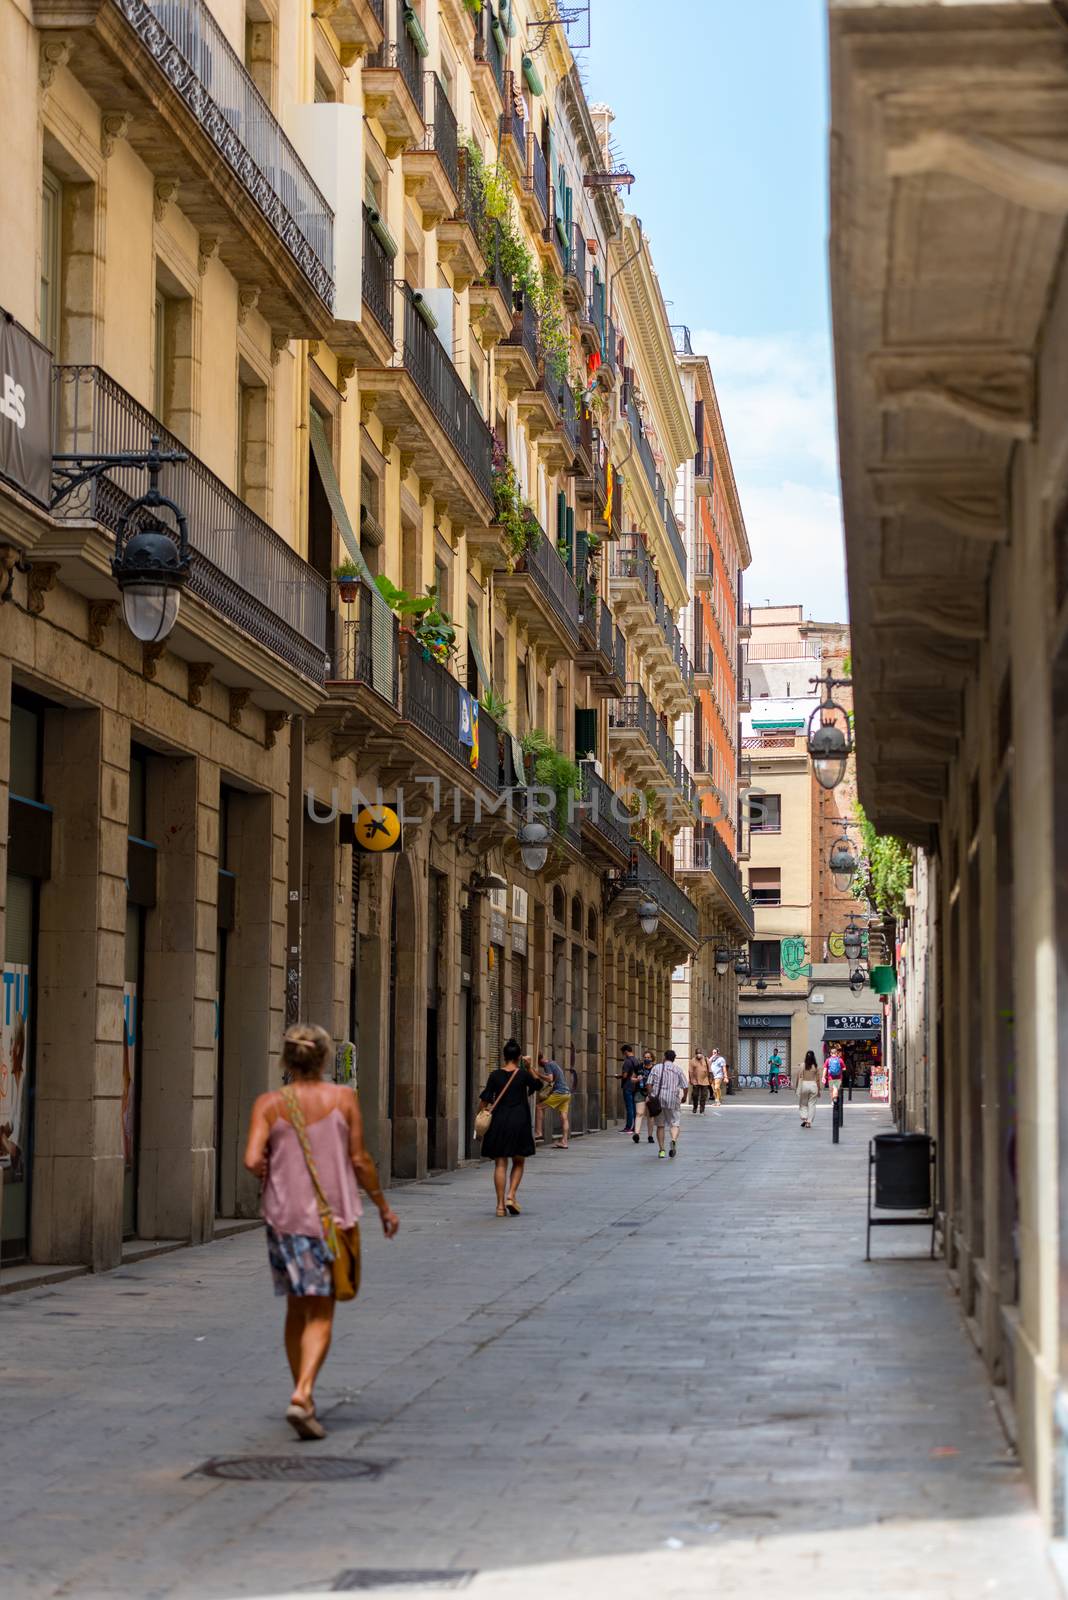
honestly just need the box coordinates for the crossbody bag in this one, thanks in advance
[474,1067,519,1141]
[281,1087,361,1302]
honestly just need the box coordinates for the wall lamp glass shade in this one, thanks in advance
[517,820,550,874]
[849,966,867,994]
[714,945,730,976]
[810,723,849,790]
[843,926,863,961]
[828,836,859,894]
[113,527,187,644]
[638,897,660,936]
[733,953,751,980]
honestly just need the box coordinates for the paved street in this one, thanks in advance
[0,1096,1055,1600]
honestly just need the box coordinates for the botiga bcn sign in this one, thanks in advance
[0,310,53,507]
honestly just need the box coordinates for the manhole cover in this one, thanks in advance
[190,1456,390,1483]
[333,1573,475,1592]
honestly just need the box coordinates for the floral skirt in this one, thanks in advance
[266,1224,333,1298]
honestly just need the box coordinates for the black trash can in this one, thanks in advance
[867,1133,937,1260]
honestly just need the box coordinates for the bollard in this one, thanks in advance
[832,1092,842,1144]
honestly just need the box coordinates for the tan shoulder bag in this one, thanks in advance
[474,1068,519,1142]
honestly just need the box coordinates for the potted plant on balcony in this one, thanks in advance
[480,686,510,725]
[492,438,542,571]
[520,729,581,836]
[335,560,361,606]
[374,575,457,666]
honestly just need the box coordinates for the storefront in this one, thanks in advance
[738,1013,794,1087]
[822,1013,884,1095]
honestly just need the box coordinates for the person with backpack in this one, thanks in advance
[824,1043,846,1101]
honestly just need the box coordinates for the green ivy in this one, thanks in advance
[492,450,542,570]
[853,802,912,918]
[462,0,482,13]
[520,729,581,834]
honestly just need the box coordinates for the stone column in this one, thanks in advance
[33,707,127,1269]
[0,659,9,1254]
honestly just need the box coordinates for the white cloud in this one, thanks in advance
[689,329,848,621]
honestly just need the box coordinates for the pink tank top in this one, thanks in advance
[262,1108,363,1237]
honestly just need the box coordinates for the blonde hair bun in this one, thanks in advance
[282,1023,332,1077]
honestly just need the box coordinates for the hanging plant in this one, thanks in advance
[520,729,581,834]
[535,265,568,383]
[463,139,541,303]
[491,435,542,570]
[480,685,509,724]
[374,575,458,665]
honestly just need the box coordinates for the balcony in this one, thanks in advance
[576,597,627,697]
[472,8,505,123]
[332,204,396,366]
[537,371,581,470]
[626,396,687,584]
[600,315,619,387]
[401,640,502,795]
[577,767,632,869]
[564,224,587,312]
[438,146,487,291]
[494,517,581,665]
[364,1,425,156]
[607,536,692,711]
[316,0,384,61]
[664,501,688,582]
[693,541,715,592]
[48,365,328,700]
[695,447,714,498]
[607,684,698,821]
[675,831,754,938]
[468,220,513,346]
[402,72,459,225]
[693,644,714,688]
[738,674,752,713]
[496,294,540,397]
[358,283,494,526]
[33,0,334,335]
[521,132,549,228]
[498,74,527,184]
[608,845,700,952]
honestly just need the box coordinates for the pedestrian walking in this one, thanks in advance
[477,1038,547,1216]
[646,1050,689,1159]
[824,1042,845,1102]
[796,1050,821,1127]
[768,1047,783,1094]
[688,1050,711,1113]
[631,1050,657,1146]
[243,1023,400,1442]
[619,1044,639,1132]
[709,1047,727,1106]
[534,1051,572,1148]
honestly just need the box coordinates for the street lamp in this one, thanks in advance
[843,921,863,962]
[806,670,853,791]
[828,833,859,894]
[638,897,660,936]
[849,965,868,995]
[517,819,550,874]
[733,949,751,982]
[52,435,191,644]
[714,944,730,977]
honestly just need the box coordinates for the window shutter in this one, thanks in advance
[575,707,597,759]
[565,505,575,573]
[694,399,705,469]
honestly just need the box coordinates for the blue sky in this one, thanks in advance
[581,0,847,620]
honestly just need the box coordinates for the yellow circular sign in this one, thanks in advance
[354,805,401,852]
[828,931,845,958]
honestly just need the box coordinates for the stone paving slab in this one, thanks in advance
[0,1097,1057,1599]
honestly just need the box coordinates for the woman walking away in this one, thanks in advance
[796,1050,821,1128]
[632,1050,657,1145]
[478,1038,545,1216]
[244,1024,400,1441]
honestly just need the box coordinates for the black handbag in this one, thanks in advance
[645,1063,663,1118]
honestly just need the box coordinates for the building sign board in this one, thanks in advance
[823,1013,881,1036]
[739,1013,792,1030]
[0,312,52,506]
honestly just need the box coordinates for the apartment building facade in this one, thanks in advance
[671,335,753,1065]
[0,0,716,1271]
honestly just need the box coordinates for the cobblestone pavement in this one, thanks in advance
[0,1096,1056,1600]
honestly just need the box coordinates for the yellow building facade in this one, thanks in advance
[0,0,744,1272]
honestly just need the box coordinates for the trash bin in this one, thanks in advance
[866,1133,937,1260]
[873,1133,933,1209]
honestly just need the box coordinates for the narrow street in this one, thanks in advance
[0,1098,1053,1600]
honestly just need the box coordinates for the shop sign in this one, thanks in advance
[0,313,52,505]
[490,908,506,944]
[512,920,527,956]
[824,1013,881,1034]
[739,1013,792,1030]
[353,805,401,852]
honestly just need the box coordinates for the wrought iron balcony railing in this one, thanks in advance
[474,5,505,96]
[368,0,424,108]
[52,365,328,683]
[676,830,753,934]
[671,324,694,356]
[403,639,502,791]
[362,203,395,337]
[422,70,459,197]
[330,580,400,708]
[607,532,657,607]
[512,517,581,640]
[578,767,633,859]
[505,291,540,367]
[479,219,513,304]
[455,144,486,242]
[526,132,549,220]
[603,314,618,374]
[499,72,526,169]
[665,500,687,582]
[607,683,697,815]
[622,845,700,942]
[567,223,586,291]
[399,283,493,504]
[133,0,333,304]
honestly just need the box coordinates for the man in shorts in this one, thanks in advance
[709,1047,727,1106]
[646,1050,689,1159]
[534,1051,572,1148]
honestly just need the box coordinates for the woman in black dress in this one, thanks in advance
[478,1038,546,1217]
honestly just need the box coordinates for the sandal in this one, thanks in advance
[496,1206,507,1217]
[286,1401,327,1441]
[505,1199,521,1216]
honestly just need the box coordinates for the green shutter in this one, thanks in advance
[565,505,575,574]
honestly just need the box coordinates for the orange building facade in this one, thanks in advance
[672,335,752,1064]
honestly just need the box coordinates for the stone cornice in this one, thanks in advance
[614,215,698,471]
